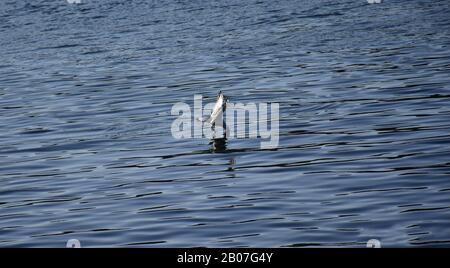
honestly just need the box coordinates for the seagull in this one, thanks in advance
[207,91,227,125]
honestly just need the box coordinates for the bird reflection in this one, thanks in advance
[210,137,227,153]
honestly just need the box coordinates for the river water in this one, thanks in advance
[1,0,450,247]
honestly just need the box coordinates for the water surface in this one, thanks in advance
[1,0,450,247]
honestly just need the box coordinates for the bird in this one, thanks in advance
[208,91,229,149]
[207,91,227,125]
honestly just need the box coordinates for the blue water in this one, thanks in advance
[1,0,450,247]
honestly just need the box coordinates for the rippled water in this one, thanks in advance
[1,0,450,247]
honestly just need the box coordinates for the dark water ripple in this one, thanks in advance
[1,0,450,247]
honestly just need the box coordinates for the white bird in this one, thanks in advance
[207,91,227,125]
